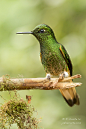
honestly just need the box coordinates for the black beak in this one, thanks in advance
[16,31,33,34]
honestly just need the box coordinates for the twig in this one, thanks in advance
[0,74,82,91]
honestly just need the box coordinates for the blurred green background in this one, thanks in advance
[0,0,86,128]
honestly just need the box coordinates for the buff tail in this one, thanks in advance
[59,87,80,107]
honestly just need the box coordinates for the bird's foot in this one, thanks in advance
[58,71,69,81]
[46,73,51,81]
[45,74,55,88]
[63,71,69,78]
[59,73,64,81]
[46,74,58,88]
[50,73,65,88]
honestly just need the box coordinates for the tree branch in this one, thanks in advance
[0,74,82,91]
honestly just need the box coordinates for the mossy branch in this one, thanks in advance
[0,74,82,91]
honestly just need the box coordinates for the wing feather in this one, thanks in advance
[59,44,73,76]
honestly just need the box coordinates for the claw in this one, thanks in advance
[59,71,69,81]
[59,74,64,80]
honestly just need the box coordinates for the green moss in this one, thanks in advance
[0,96,39,129]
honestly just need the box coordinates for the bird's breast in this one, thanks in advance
[41,51,67,76]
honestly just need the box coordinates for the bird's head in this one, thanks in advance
[16,24,56,42]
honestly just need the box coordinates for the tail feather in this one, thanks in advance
[59,87,80,107]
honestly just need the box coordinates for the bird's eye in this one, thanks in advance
[39,29,45,33]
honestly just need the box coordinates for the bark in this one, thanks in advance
[0,74,82,91]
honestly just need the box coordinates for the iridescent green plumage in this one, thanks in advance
[32,24,72,76]
[16,24,80,107]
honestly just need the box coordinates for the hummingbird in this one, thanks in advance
[16,24,80,107]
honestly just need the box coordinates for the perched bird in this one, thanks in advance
[16,24,80,107]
